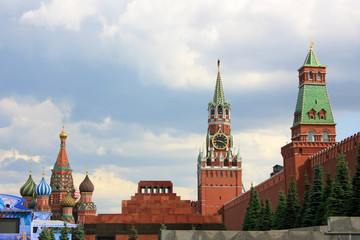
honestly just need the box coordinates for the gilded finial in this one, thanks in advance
[42,166,44,177]
[29,162,32,175]
[59,125,68,138]
[217,59,220,72]
[86,163,88,175]
[310,38,314,50]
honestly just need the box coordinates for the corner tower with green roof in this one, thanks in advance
[281,43,337,198]
[197,59,242,216]
[291,43,336,142]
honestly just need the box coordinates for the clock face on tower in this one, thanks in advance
[212,132,229,150]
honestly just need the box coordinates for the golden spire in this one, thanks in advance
[42,166,44,177]
[29,162,32,175]
[86,163,88,175]
[310,38,314,50]
[217,59,220,72]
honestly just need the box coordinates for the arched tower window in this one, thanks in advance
[217,106,223,115]
[322,131,329,142]
[309,71,313,80]
[308,131,315,142]
[317,71,321,81]
[210,107,215,117]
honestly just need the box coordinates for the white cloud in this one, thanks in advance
[20,0,98,31]
[18,0,360,91]
[0,149,41,167]
[232,125,289,191]
[73,165,137,213]
[173,186,196,201]
[96,146,106,156]
[0,97,71,150]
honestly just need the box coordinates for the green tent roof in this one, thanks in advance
[293,84,334,126]
[302,47,325,67]
[212,68,225,105]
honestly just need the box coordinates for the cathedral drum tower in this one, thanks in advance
[197,60,242,215]
[49,127,75,220]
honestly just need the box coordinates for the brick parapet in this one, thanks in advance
[309,132,360,168]
[308,132,360,180]
[223,171,285,230]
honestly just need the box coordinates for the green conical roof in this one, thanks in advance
[293,84,335,127]
[212,59,225,105]
[302,44,325,67]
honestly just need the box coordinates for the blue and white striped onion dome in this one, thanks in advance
[35,177,52,196]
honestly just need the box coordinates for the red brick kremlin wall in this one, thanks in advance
[223,132,360,230]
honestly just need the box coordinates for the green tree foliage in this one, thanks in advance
[303,164,324,227]
[39,228,51,240]
[242,186,261,231]
[60,223,70,240]
[158,223,167,240]
[221,221,227,230]
[297,174,311,227]
[328,154,352,216]
[349,145,360,216]
[72,227,85,240]
[262,198,273,230]
[50,229,55,240]
[255,200,265,230]
[314,172,333,225]
[128,224,138,240]
[284,176,300,229]
[272,190,286,230]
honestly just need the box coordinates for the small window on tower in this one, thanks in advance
[319,109,327,120]
[322,131,329,142]
[218,106,223,115]
[309,71,313,80]
[211,108,215,116]
[230,172,233,178]
[210,172,213,178]
[308,131,315,142]
[317,71,321,81]
[220,172,223,178]
[308,109,316,120]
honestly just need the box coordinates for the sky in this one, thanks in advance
[0,0,360,213]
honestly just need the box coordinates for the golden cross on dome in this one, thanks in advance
[217,59,220,72]
[86,163,89,175]
[42,166,45,177]
[29,162,32,175]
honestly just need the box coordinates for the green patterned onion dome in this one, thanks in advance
[61,191,75,207]
[28,196,37,209]
[20,174,36,197]
[79,174,94,193]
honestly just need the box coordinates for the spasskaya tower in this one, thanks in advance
[197,60,242,215]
